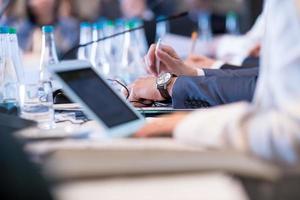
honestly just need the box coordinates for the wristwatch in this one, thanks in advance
[156,73,174,100]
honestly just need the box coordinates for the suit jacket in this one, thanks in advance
[221,58,260,69]
[172,67,258,109]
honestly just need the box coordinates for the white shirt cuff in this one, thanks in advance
[210,61,226,69]
[196,68,205,76]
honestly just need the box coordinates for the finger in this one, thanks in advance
[134,120,170,137]
[131,101,147,107]
[160,45,180,58]
[157,49,176,68]
[187,54,205,61]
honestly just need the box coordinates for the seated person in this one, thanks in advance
[182,1,265,68]
[124,8,265,108]
[120,0,156,46]
[127,44,258,108]
[169,0,229,37]
[134,0,300,165]
[1,0,79,57]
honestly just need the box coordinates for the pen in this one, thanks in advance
[155,38,162,75]
[190,31,198,56]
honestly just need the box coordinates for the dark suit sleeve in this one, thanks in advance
[172,75,257,109]
[203,67,259,77]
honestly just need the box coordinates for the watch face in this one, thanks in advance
[157,73,172,85]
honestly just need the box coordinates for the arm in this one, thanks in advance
[176,0,300,164]
[172,75,257,109]
[203,67,259,77]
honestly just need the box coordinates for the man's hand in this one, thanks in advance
[184,54,217,69]
[125,76,177,107]
[134,113,188,137]
[145,44,197,76]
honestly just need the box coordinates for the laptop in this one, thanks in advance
[49,60,145,138]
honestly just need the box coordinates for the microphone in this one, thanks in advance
[61,11,188,60]
[0,0,12,18]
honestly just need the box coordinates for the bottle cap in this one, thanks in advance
[227,11,237,18]
[157,15,166,21]
[126,20,135,29]
[8,27,17,34]
[42,25,54,33]
[115,18,125,27]
[106,20,114,27]
[0,26,9,34]
[93,22,103,30]
[80,22,91,28]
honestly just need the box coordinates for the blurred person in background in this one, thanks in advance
[1,0,79,57]
[120,0,156,45]
[120,0,154,20]
[169,0,227,37]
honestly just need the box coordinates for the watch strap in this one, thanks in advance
[157,85,171,99]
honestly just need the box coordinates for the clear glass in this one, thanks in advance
[19,82,55,130]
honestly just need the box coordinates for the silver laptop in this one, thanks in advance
[49,60,145,138]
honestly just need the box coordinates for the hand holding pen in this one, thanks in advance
[144,42,198,76]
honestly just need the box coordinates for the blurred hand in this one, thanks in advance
[248,43,261,57]
[145,44,197,76]
[134,113,189,137]
[184,54,217,69]
[125,76,177,107]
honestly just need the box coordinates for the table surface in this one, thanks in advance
[18,112,249,200]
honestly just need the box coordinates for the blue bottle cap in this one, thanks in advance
[115,18,125,27]
[93,22,103,30]
[0,26,9,34]
[42,25,54,33]
[105,20,114,27]
[80,22,91,28]
[8,27,17,34]
[156,15,166,21]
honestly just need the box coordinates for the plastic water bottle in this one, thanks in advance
[132,18,148,56]
[77,22,92,60]
[39,25,59,84]
[226,11,240,35]
[198,12,213,42]
[8,27,25,84]
[0,26,20,113]
[90,22,111,77]
[0,27,6,102]
[156,15,170,41]
[24,25,57,129]
[121,21,147,84]
[113,19,125,65]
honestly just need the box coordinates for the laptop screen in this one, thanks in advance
[56,68,139,128]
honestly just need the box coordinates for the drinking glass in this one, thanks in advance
[19,82,55,129]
